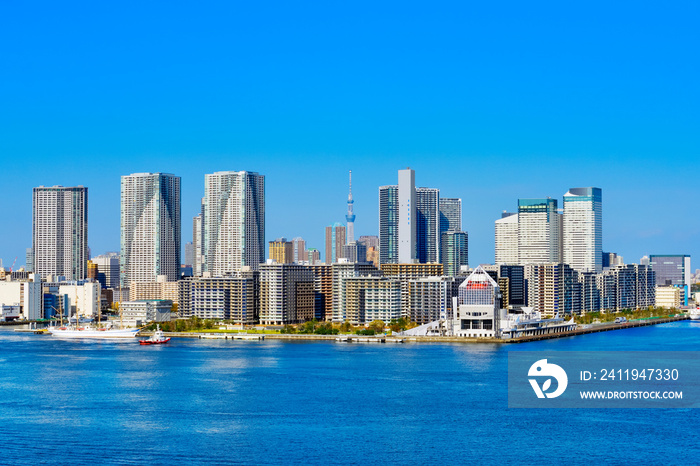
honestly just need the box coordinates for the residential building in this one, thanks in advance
[269,238,294,264]
[563,187,602,273]
[179,275,258,323]
[184,241,194,267]
[405,276,452,324]
[527,263,581,318]
[121,300,172,327]
[25,248,33,273]
[656,286,682,309]
[343,276,401,325]
[193,211,203,276]
[518,199,561,265]
[325,223,346,264]
[56,281,101,318]
[399,168,416,263]
[597,264,656,312]
[358,236,379,266]
[380,263,443,279]
[32,185,88,280]
[603,252,624,268]
[204,171,265,275]
[439,198,462,234]
[331,261,382,322]
[121,173,181,285]
[0,277,42,320]
[307,248,321,265]
[499,264,526,307]
[310,264,333,321]
[91,253,120,289]
[129,275,179,304]
[259,263,315,325]
[342,241,366,264]
[440,231,468,276]
[495,212,518,266]
[292,237,306,263]
[416,187,440,263]
[379,185,398,264]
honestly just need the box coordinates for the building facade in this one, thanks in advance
[518,199,561,265]
[416,187,440,264]
[121,173,181,285]
[324,223,346,264]
[121,300,172,327]
[32,186,88,280]
[453,266,501,338]
[269,238,294,264]
[440,231,468,276]
[259,263,315,325]
[343,276,402,325]
[398,168,416,263]
[563,187,602,273]
[91,253,120,290]
[495,212,518,266]
[379,185,399,264]
[649,255,691,305]
[204,171,265,275]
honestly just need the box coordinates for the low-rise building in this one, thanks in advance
[121,300,172,327]
[656,286,682,309]
[0,276,42,320]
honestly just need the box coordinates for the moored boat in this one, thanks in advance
[48,324,140,339]
[689,308,700,321]
[139,325,171,345]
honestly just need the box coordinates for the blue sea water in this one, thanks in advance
[1,322,699,465]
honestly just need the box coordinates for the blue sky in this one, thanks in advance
[1,1,698,270]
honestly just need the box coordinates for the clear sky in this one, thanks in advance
[1,1,698,271]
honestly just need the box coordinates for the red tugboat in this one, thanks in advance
[139,325,171,345]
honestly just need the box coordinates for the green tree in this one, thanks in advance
[368,320,386,334]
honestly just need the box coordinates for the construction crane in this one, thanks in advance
[9,256,17,273]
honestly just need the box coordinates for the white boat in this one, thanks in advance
[689,308,700,321]
[48,324,140,339]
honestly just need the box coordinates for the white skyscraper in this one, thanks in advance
[120,173,181,286]
[193,209,203,276]
[495,212,519,265]
[204,171,265,275]
[517,198,561,265]
[563,187,602,273]
[32,186,88,280]
[398,168,416,263]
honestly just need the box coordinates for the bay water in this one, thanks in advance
[1,322,699,465]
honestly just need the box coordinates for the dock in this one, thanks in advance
[197,333,265,340]
[335,336,405,343]
[506,315,689,343]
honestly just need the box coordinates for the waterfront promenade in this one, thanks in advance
[144,314,690,344]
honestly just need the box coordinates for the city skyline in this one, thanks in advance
[0,169,697,272]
